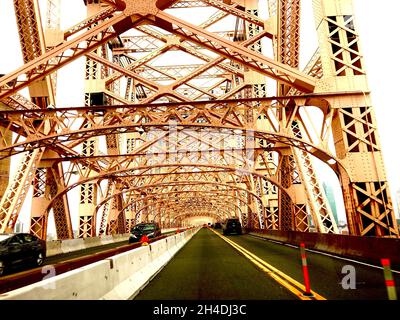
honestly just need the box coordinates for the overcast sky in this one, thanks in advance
[0,0,399,233]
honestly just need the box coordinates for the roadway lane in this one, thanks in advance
[135,228,399,300]
[228,231,400,300]
[134,228,297,300]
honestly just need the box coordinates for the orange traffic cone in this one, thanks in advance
[140,234,149,246]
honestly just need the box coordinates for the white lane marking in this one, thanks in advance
[248,234,283,245]
[247,233,400,274]
[269,240,283,245]
[305,247,400,274]
[284,244,298,249]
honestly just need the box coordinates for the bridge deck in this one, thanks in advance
[135,227,295,300]
[134,228,399,300]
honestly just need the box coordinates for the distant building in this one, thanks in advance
[396,201,400,232]
[396,189,400,217]
[14,221,24,233]
[322,182,339,225]
[337,220,348,234]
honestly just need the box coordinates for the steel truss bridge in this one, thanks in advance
[0,0,397,242]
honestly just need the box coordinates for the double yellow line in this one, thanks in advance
[210,229,326,300]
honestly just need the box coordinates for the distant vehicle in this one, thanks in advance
[213,222,222,229]
[129,223,161,243]
[203,224,208,228]
[0,233,46,276]
[222,218,242,235]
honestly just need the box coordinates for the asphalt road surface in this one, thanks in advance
[134,228,399,300]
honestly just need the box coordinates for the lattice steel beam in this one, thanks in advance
[0,149,44,233]
[151,11,316,92]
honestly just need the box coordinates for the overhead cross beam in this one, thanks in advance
[151,11,316,93]
[0,11,135,99]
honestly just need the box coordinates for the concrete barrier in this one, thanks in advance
[100,235,114,245]
[247,229,400,267]
[0,260,113,300]
[150,238,167,260]
[1,228,200,300]
[146,239,170,277]
[102,246,152,300]
[175,233,185,250]
[112,234,129,241]
[46,230,169,257]
[104,228,199,299]
[166,236,178,258]
[161,228,178,233]
[60,238,85,254]
[46,240,62,257]
[82,236,102,249]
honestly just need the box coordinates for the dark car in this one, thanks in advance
[222,218,242,235]
[129,223,161,243]
[213,222,222,229]
[0,233,46,276]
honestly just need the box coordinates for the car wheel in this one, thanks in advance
[0,261,4,276]
[36,252,44,267]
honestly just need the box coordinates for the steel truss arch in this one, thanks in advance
[45,163,292,205]
[38,163,295,234]
[93,180,263,217]
[105,190,248,223]
[135,199,240,223]
[172,212,228,224]
[118,189,249,218]
[0,110,345,175]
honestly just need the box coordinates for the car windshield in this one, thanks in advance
[131,224,155,232]
[0,234,13,242]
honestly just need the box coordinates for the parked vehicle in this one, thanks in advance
[0,233,46,276]
[129,223,161,243]
[222,218,242,235]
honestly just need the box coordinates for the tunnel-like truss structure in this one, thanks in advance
[0,0,397,240]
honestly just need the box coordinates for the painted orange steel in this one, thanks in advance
[0,0,396,239]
